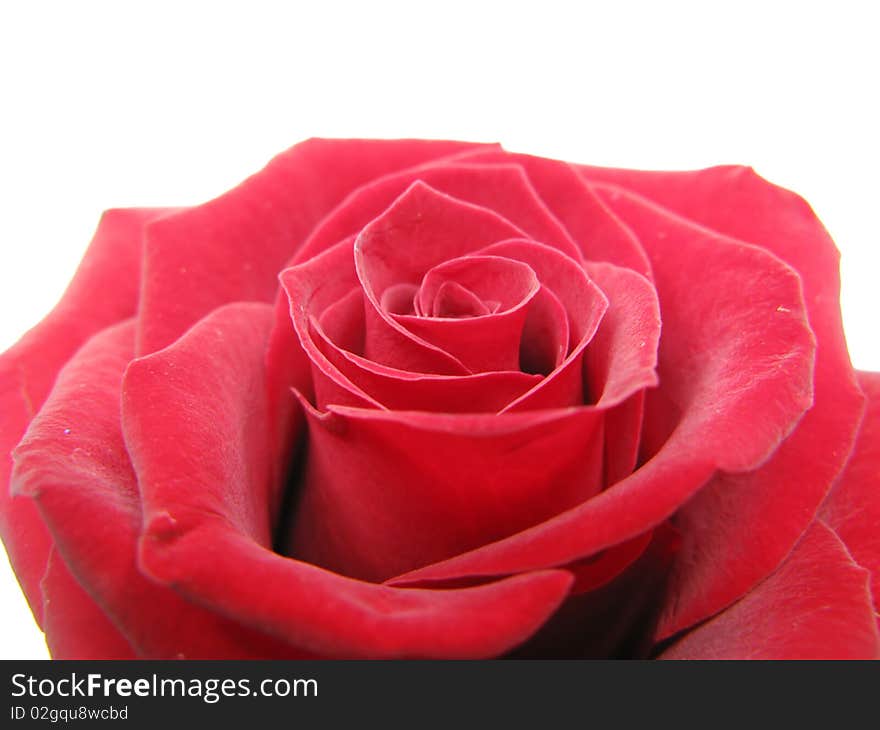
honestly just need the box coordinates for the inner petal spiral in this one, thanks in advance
[413,256,538,319]
[394,255,540,373]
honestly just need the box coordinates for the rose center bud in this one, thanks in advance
[413,256,529,319]
[423,281,497,318]
[383,255,540,373]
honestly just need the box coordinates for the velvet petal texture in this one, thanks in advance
[12,320,307,658]
[822,371,880,613]
[124,303,572,658]
[660,521,879,659]
[578,167,863,641]
[0,207,174,625]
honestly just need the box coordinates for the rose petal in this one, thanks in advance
[424,280,492,318]
[144,522,573,659]
[392,191,814,588]
[379,282,422,315]
[518,286,569,375]
[390,445,713,588]
[281,237,464,411]
[355,182,527,373]
[395,256,540,373]
[582,262,660,407]
[41,549,134,660]
[124,303,572,658]
[476,239,608,412]
[13,318,305,658]
[413,255,537,317]
[0,207,173,625]
[138,138,488,355]
[311,308,542,413]
[601,392,647,487]
[290,402,605,582]
[281,237,384,407]
[465,150,653,278]
[821,370,880,612]
[297,161,582,265]
[511,524,679,658]
[318,285,368,352]
[579,262,660,486]
[591,185,817,468]
[581,167,864,640]
[660,521,879,659]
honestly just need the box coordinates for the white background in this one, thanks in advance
[1,1,877,659]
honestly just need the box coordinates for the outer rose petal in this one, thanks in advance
[580,166,864,639]
[822,370,880,612]
[40,550,134,660]
[13,319,308,658]
[0,207,174,624]
[138,139,489,355]
[660,521,880,659]
[124,303,572,658]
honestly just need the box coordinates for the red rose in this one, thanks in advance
[1,139,877,659]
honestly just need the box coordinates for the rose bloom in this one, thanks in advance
[1,139,877,659]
